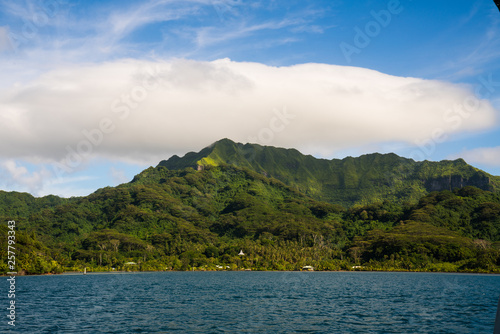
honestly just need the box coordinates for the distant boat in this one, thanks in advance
[83,268,87,275]
[302,265,314,271]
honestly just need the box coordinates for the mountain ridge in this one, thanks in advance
[158,138,499,207]
[1,139,499,274]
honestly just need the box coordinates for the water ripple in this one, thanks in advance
[3,271,499,333]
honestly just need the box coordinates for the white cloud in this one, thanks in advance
[0,156,101,197]
[104,1,203,45]
[194,17,306,48]
[0,0,215,65]
[0,1,497,197]
[0,26,12,52]
[0,58,497,170]
[0,0,330,67]
[455,146,500,167]
[0,159,51,194]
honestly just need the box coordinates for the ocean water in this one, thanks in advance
[2,271,500,333]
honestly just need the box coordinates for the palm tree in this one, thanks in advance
[97,243,106,266]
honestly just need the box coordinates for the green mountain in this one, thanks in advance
[0,164,348,273]
[158,138,500,207]
[0,139,499,275]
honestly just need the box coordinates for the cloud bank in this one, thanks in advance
[457,146,500,167]
[0,58,497,169]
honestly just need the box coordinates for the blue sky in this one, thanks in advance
[0,0,499,197]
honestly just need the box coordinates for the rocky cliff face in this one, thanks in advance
[424,174,492,192]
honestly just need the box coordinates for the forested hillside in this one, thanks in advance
[0,159,499,274]
[159,139,500,207]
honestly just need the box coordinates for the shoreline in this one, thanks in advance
[4,269,500,277]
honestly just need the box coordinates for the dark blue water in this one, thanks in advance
[2,271,499,333]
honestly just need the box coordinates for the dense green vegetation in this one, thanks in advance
[0,139,499,274]
[0,168,499,274]
[159,139,500,207]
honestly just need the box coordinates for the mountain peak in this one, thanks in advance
[157,139,499,206]
[213,137,237,146]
